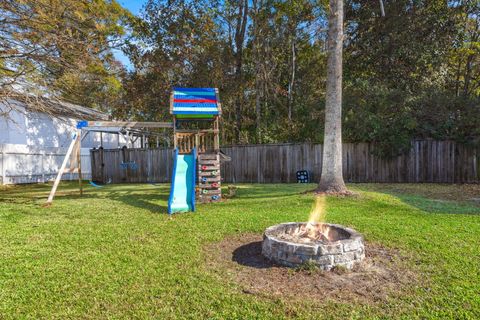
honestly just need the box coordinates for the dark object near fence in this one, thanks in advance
[91,140,479,184]
[296,170,310,183]
[225,185,237,198]
[120,161,137,170]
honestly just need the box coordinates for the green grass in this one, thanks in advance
[0,182,479,319]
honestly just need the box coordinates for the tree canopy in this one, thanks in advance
[0,0,133,113]
[118,0,479,154]
[1,0,478,154]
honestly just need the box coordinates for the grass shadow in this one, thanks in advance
[81,185,171,214]
[391,194,480,215]
[0,182,172,214]
[232,241,276,269]
[108,191,169,214]
[353,184,480,215]
[232,184,314,200]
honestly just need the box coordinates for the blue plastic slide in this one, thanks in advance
[168,148,196,214]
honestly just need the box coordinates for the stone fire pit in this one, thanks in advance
[262,222,365,270]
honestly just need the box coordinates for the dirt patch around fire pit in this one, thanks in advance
[204,233,418,305]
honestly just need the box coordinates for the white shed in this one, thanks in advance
[0,96,133,184]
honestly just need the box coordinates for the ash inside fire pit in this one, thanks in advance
[262,222,364,270]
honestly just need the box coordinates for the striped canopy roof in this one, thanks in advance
[171,88,221,119]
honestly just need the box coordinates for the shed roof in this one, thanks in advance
[170,88,221,119]
[5,94,109,121]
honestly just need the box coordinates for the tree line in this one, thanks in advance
[1,0,479,156]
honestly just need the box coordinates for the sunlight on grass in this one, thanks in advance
[0,182,479,318]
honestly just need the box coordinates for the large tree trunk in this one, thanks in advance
[316,0,348,194]
[233,0,249,143]
[287,36,296,122]
[253,0,263,143]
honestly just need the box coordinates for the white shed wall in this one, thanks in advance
[0,102,126,149]
[0,101,140,185]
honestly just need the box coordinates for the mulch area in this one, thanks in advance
[204,233,418,305]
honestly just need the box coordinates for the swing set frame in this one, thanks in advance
[45,121,173,205]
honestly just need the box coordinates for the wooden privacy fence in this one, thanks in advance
[90,140,479,184]
[90,147,173,184]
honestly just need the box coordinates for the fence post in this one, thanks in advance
[1,148,5,185]
[475,144,479,182]
[41,152,45,183]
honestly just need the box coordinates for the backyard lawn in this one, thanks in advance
[0,182,479,319]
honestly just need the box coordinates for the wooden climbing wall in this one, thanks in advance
[197,153,221,202]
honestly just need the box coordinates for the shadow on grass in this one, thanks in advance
[232,241,276,269]
[62,187,171,214]
[355,185,480,215]
[232,184,314,200]
[392,193,480,215]
[0,182,172,214]
[109,191,169,214]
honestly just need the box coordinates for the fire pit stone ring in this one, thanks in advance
[262,222,365,270]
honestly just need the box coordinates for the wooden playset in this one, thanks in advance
[168,88,223,213]
[46,87,224,215]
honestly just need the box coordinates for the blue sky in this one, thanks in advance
[113,0,148,69]
[119,0,146,15]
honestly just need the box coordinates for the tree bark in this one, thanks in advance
[234,0,249,143]
[463,53,474,97]
[253,0,263,143]
[378,0,385,17]
[287,35,296,122]
[316,0,348,194]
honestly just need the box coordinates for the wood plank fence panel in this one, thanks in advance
[90,140,479,184]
